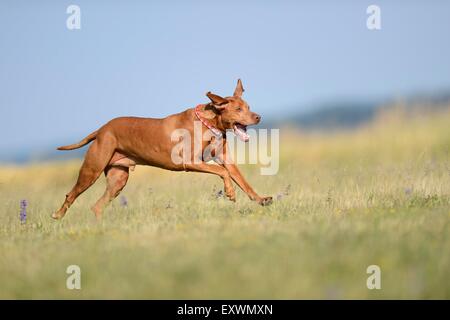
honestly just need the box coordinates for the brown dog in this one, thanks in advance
[53,79,272,220]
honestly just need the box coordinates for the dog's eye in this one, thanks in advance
[236,107,242,112]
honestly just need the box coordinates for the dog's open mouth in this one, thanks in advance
[233,123,249,142]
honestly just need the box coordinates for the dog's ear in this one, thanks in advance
[206,91,229,110]
[233,79,245,97]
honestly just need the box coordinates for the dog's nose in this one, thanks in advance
[254,113,261,123]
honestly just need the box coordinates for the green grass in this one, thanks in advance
[0,107,449,299]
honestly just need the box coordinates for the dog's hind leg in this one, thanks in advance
[52,134,116,219]
[91,166,129,219]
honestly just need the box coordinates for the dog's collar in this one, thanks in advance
[194,104,223,137]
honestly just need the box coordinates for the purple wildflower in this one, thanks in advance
[20,199,27,224]
[276,184,291,200]
[404,187,413,196]
[119,195,128,207]
[215,190,224,199]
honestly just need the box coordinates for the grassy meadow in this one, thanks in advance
[0,107,449,299]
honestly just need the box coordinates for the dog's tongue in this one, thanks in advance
[233,124,249,142]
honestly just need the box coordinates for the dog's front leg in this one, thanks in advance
[216,141,272,206]
[222,162,272,206]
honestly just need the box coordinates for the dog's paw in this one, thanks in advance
[51,212,63,220]
[258,196,273,206]
[228,195,236,202]
[225,188,236,202]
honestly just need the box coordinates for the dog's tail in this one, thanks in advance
[57,130,98,151]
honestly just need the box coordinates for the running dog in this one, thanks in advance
[53,79,272,219]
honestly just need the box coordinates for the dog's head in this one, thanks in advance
[206,79,261,142]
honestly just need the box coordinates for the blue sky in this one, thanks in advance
[1,0,450,152]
